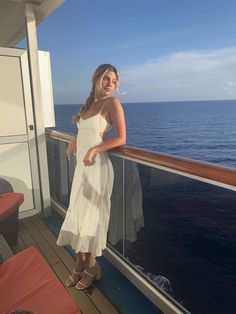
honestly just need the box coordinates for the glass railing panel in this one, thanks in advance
[123,159,144,253]
[46,136,56,198]
[67,151,76,197]
[47,137,71,208]
[46,134,236,314]
[107,155,124,255]
[121,161,236,314]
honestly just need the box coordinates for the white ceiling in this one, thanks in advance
[0,0,66,47]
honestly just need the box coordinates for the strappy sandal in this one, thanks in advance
[75,263,102,291]
[65,269,83,288]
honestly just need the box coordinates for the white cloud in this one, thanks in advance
[120,47,236,102]
[226,80,236,86]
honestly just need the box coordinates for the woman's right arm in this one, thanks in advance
[66,137,77,160]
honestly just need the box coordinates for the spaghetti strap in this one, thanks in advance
[99,97,110,122]
[99,104,105,114]
[99,97,110,113]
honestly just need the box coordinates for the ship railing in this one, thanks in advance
[46,130,236,314]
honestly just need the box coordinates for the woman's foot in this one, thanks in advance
[65,269,84,288]
[75,262,102,291]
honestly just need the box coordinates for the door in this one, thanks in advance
[0,47,41,215]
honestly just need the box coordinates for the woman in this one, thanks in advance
[57,64,126,290]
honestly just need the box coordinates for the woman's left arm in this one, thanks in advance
[83,97,126,166]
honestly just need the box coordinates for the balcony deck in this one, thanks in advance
[12,214,119,314]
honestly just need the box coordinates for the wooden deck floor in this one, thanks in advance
[12,214,119,314]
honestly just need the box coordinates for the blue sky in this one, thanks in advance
[19,0,236,104]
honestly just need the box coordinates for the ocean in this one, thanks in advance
[53,99,236,168]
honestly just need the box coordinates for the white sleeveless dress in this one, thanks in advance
[57,109,114,257]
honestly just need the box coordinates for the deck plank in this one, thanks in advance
[22,217,60,265]
[30,215,75,270]
[17,214,120,314]
[18,220,41,250]
[85,288,119,314]
[12,233,26,254]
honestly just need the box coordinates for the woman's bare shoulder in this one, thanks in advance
[106,96,122,111]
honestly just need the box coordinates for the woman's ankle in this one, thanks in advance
[87,257,97,268]
[74,260,85,273]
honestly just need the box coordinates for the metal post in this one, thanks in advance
[24,3,51,216]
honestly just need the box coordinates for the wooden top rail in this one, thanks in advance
[47,130,236,188]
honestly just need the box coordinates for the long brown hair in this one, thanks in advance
[73,64,120,123]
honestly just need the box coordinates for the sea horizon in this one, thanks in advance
[54,98,236,106]
[53,99,236,169]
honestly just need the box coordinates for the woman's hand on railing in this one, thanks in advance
[66,137,77,160]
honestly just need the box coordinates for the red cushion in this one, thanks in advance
[0,247,81,314]
[0,192,24,220]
